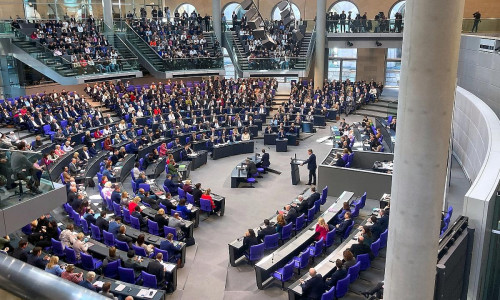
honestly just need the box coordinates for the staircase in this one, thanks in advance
[228,32,249,70]
[111,35,138,72]
[12,39,78,77]
[123,31,165,73]
[295,32,312,69]
[354,99,397,118]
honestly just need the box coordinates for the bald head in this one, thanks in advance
[309,268,317,276]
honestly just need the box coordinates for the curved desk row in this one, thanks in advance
[287,217,370,300]
[212,140,255,160]
[230,155,262,188]
[254,191,355,289]
[228,187,314,266]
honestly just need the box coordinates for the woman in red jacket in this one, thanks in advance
[201,188,221,215]
[314,217,329,241]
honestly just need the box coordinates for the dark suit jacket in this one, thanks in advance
[335,158,347,167]
[192,188,202,205]
[301,274,326,300]
[336,218,353,236]
[326,268,348,288]
[246,161,257,175]
[117,233,134,248]
[79,279,97,291]
[27,254,48,269]
[111,191,121,204]
[261,153,270,167]
[297,200,309,215]
[350,242,374,260]
[257,225,276,242]
[96,216,109,232]
[304,154,317,170]
[11,247,28,262]
[285,207,299,224]
[146,260,165,284]
[306,192,321,208]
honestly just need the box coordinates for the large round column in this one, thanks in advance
[102,0,113,31]
[314,0,326,89]
[384,0,465,299]
[212,0,222,43]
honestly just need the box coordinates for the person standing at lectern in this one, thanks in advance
[301,149,317,185]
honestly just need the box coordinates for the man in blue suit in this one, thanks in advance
[163,174,181,195]
[128,138,139,154]
[301,149,317,185]
[79,271,97,291]
[159,233,182,263]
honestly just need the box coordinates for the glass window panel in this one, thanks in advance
[175,4,196,15]
[272,3,300,21]
[223,3,244,23]
[329,48,357,58]
[385,61,401,86]
[342,60,357,81]
[387,48,402,59]
[329,1,359,15]
[328,59,341,81]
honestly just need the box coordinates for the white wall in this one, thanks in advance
[457,35,500,118]
[452,86,500,299]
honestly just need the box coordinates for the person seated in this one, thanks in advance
[79,271,97,292]
[163,174,181,195]
[299,268,326,300]
[314,217,329,241]
[135,172,147,185]
[154,208,169,229]
[168,212,187,240]
[159,233,183,264]
[257,219,276,242]
[27,246,49,269]
[182,179,194,194]
[45,256,64,276]
[96,210,110,232]
[102,165,116,182]
[111,185,122,204]
[306,187,321,208]
[160,193,177,214]
[110,150,120,166]
[295,195,309,215]
[61,264,83,284]
[135,234,154,256]
[325,259,348,288]
[283,204,299,224]
[336,212,353,236]
[131,206,148,231]
[59,224,77,249]
[11,239,29,262]
[176,198,192,220]
[108,216,122,238]
[72,232,89,260]
[201,188,221,216]
[140,190,160,210]
[242,229,259,255]
[123,249,144,277]
[256,148,270,169]
[245,158,258,178]
[335,153,347,167]
[349,235,375,260]
[117,226,133,249]
[146,253,166,286]
[192,183,203,206]
[102,246,122,269]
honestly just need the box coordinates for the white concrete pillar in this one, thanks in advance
[314,0,326,89]
[212,0,222,42]
[102,0,113,31]
[383,0,465,299]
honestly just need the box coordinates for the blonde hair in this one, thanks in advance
[133,196,141,203]
[77,232,84,240]
[318,217,327,228]
[158,208,165,215]
[47,256,59,269]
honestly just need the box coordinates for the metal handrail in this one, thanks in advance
[305,25,317,75]
[120,20,167,62]
[0,254,107,300]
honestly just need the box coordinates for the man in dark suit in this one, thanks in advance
[300,268,326,300]
[336,212,353,237]
[325,259,348,288]
[257,219,276,242]
[349,236,374,260]
[163,174,181,195]
[147,253,166,285]
[301,149,317,185]
[245,159,258,178]
[79,272,97,291]
[370,209,389,239]
[123,249,144,277]
[284,205,298,224]
[111,185,121,204]
[131,206,148,230]
[159,233,182,263]
[129,139,139,154]
[260,149,270,168]
[296,195,309,215]
[335,153,347,167]
[117,225,134,249]
[11,239,29,262]
[96,210,109,232]
[306,187,321,209]
[27,247,49,269]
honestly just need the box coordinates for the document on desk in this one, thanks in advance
[114,284,126,292]
[93,281,105,288]
[161,261,176,272]
[137,289,157,298]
